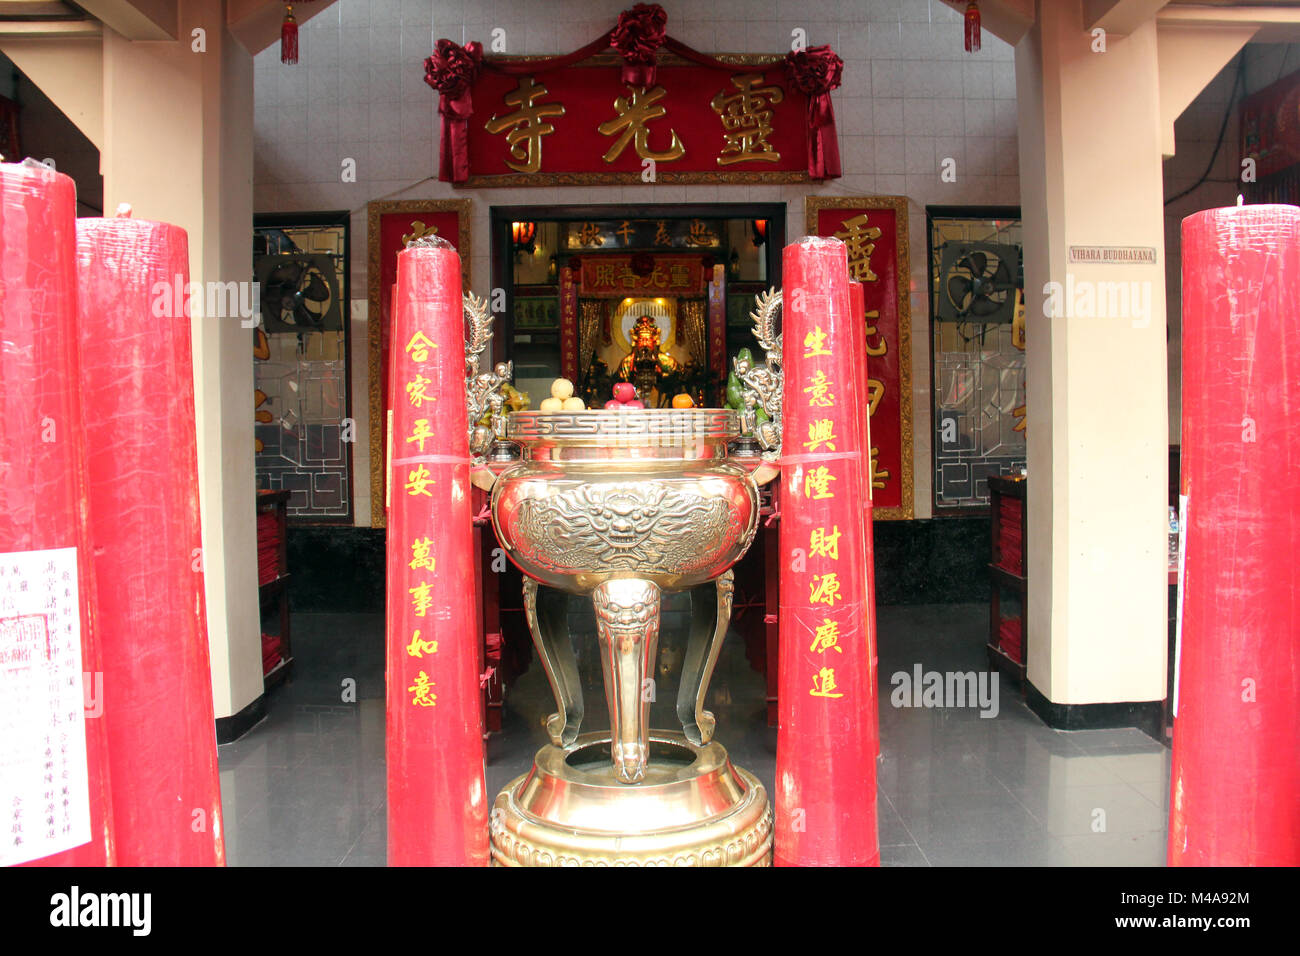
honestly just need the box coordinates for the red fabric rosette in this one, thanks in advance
[612,3,667,88]
[785,45,844,179]
[424,39,484,183]
[630,251,655,277]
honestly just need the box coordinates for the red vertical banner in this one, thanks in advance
[0,162,114,866]
[774,237,878,867]
[1171,204,1300,866]
[707,265,726,393]
[385,240,489,866]
[559,262,579,383]
[75,216,224,865]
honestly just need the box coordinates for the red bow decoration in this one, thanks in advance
[630,252,656,278]
[424,39,484,183]
[784,45,844,180]
[611,3,667,88]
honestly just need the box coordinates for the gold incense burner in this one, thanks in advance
[487,408,772,865]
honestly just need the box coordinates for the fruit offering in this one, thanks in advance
[542,377,583,412]
[671,393,695,409]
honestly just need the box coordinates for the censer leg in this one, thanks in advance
[677,571,734,745]
[523,579,584,747]
[592,578,661,784]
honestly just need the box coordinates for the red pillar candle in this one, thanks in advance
[385,238,489,866]
[848,280,881,760]
[0,162,115,866]
[75,216,224,866]
[1172,204,1300,866]
[774,237,879,866]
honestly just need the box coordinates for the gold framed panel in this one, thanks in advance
[805,195,914,521]
[366,199,472,528]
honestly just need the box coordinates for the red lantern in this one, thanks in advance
[965,2,981,54]
[511,220,537,250]
[751,219,768,247]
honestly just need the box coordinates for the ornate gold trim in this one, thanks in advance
[484,52,785,69]
[460,170,809,188]
[366,199,472,528]
[805,195,914,521]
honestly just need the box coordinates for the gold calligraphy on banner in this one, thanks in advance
[711,73,783,165]
[835,214,882,282]
[484,76,566,173]
[598,86,684,163]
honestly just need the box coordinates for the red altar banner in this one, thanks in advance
[367,200,469,528]
[560,262,580,382]
[579,253,707,297]
[424,5,843,187]
[807,197,913,519]
[774,236,878,867]
[385,241,489,866]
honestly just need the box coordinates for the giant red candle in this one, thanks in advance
[1171,203,1300,865]
[848,280,881,761]
[774,237,879,866]
[0,162,115,866]
[75,215,224,866]
[385,238,489,866]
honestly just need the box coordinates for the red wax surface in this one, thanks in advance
[75,217,224,866]
[774,237,879,866]
[385,243,489,866]
[1171,203,1300,866]
[0,163,115,865]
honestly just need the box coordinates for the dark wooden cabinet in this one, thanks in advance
[257,490,293,690]
[987,476,1027,685]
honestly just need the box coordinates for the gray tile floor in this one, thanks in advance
[218,602,1171,866]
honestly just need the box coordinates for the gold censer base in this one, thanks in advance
[490,731,772,867]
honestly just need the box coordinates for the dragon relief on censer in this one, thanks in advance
[512,482,740,575]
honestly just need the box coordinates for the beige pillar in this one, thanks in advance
[1015,2,1169,707]
[96,4,261,724]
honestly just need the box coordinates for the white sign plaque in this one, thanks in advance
[0,547,92,866]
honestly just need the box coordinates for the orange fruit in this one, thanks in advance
[671,393,695,409]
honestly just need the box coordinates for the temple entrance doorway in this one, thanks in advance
[489,203,786,410]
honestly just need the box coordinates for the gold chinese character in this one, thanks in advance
[804,418,837,452]
[864,310,887,357]
[598,86,685,163]
[810,618,843,655]
[685,219,716,246]
[654,220,672,245]
[405,464,435,497]
[402,220,439,246]
[711,73,784,165]
[483,76,566,174]
[405,331,438,362]
[810,666,845,698]
[409,582,434,616]
[406,373,435,408]
[802,327,831,357]
[593,263,617,287]
[409,537,436,572]
[870,446,891,490]
[803,466,837,499]
[810,572,842,607]
[405,629,438,658]
[406,418,435,453]
[408,670,437,706]
[803,370,835,407]
[669,263,690,286]
[810,526,841,561]
[867,378,885,417]
[834,214,882,282]
[616,220,636,245]
[577,222,604,246]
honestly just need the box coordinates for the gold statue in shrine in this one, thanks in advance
[617,314,679,403]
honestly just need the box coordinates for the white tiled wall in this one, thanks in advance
[252,0,1022,522]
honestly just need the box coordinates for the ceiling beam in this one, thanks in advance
[1159,3,1300,42]
[74,0,176,40]
[1084,0,1170,36]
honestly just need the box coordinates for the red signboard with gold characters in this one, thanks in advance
[423,4,843,187]
[806,197,913,519]
[367,200,470,528]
